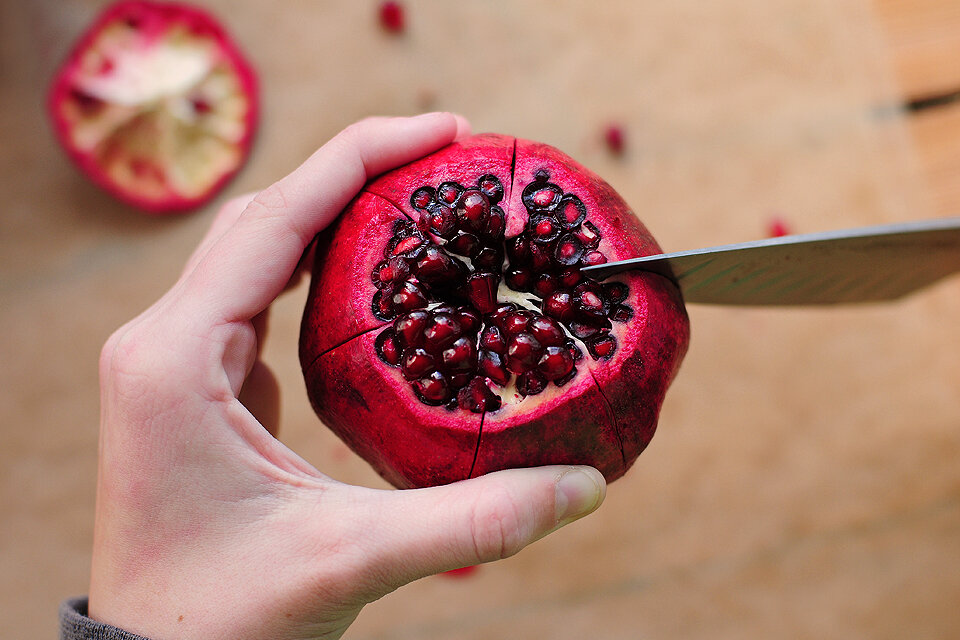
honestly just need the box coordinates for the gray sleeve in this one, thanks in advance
[60,598,152,640]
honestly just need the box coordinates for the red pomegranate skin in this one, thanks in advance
[300,134,689,488]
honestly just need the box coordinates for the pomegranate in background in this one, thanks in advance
[48,0,258,214]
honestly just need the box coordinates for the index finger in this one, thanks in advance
[178,113,470,324]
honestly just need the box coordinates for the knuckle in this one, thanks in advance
[100,324,153,387]
[221,192,256,216]
[341,117,378,139]
[250,182,288,215]
[100,320,177,401]
[468,488,528,561]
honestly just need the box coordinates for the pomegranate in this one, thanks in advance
[48,0,258,214]
[300,134,689,488]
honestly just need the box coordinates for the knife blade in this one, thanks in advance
[579,217,960,305]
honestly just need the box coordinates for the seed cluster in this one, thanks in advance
[370,170,633,412]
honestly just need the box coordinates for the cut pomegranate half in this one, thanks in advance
[48,0,258,214]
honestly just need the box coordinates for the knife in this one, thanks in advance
[579,217,960,305]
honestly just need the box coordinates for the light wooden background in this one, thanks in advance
[1,1,958,638]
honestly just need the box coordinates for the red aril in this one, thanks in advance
[48,0,258,214]
[300,134,689,488]
[378,1,405,34]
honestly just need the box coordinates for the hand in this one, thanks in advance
[90,113,606,640]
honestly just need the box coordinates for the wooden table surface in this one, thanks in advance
[877,0,960,216]
[1,2,958,639]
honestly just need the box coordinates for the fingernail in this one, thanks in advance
[555,467,605,524]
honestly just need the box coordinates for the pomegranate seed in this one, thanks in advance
[557,195,587,228]
[432,304,456,315]
[489,302,517,321]
[517,370,547,396]
[457,307,481,335]
[393,218,417,235]
[416,212,432,236]
[602,281,628,303]
[477,350,510,386]
[604,124,625,155]
[581,250,607,266]
[411,186,435,210]
[587,335,617,360]
[437,181,463,207]
[457,377,501,413]
[506,235,530,263]
[557,268,582,289]
[528,242,552,271]
[391,280,428,314]
[506,333,543,374]
[568,341,584,362]
[533,272,558,297]
[371,257,411,289]
[477,174,503,203]
[538,346,574,381]
[485,206,505,239]
[473,246,503,271]
[501,310,533,336]
[466,272,499,314]
[568,321,600,340]
[479,326,506,354]
[378,1,405,33]
[389,234,426,258]
[372,290,394,319]
[554,362,578,387]
[375,329,402,366]
[505,266,533,292]
[415,245,460,285]
[394,309,430,347]
[576,220,602,248]
[522,182,562,211]
[441,337,477,372]
[574,282,607,318]
[529,317,565,347]
[543,291,575,322]
[530,215,561,243]
[611,304,634,322]
[447,233,481,258]
[767,216,792,238]
[423,313,462,352]
[402,348,435,381]
[414,371,451,405]
[554,234,585,266]
[428,206,457,238]
[455,189,489,233]
[449,372,473,390]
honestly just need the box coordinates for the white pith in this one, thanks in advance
[79,31,212,106]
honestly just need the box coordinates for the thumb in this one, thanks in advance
[368,465,606,588]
